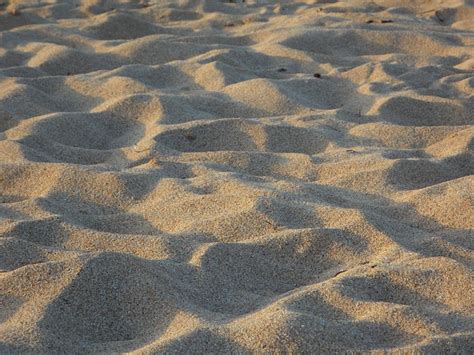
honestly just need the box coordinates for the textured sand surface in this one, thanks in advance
[1,0,474,353]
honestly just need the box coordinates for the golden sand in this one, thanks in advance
[0,0,473,353]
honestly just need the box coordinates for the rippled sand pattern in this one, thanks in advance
[1,0,473,353]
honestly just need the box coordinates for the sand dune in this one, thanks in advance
[1,0,473,353]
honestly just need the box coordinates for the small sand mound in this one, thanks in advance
[155,119,328,154]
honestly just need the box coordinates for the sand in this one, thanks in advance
[0,0,473,353]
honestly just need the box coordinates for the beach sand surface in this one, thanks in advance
[0,0,473,353]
